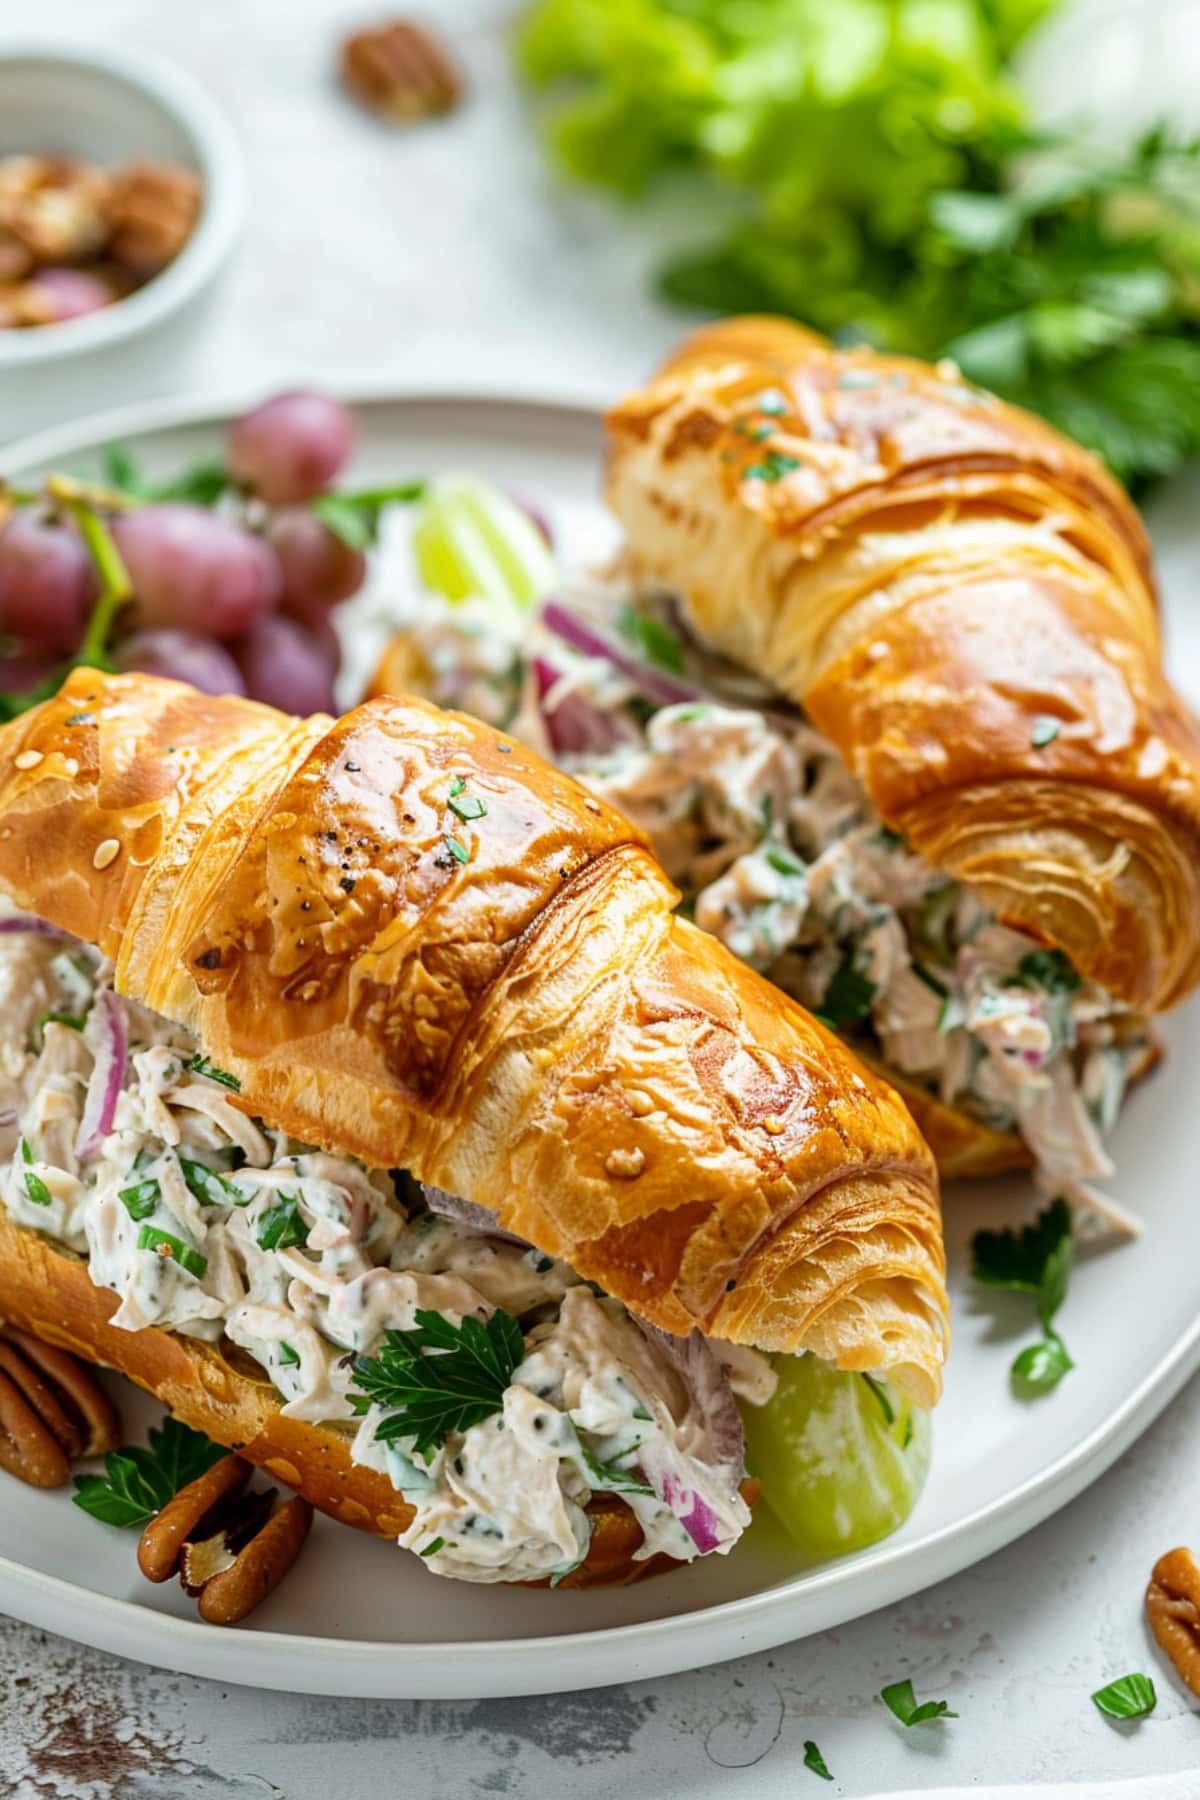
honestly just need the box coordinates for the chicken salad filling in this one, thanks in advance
[0,917,778,1584]
[373,569,1151,1235]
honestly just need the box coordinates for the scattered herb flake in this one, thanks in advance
[1091,1673,1157,1720]
[277,1341,301,1368]
[819,955,877,1029]
[255,1194,309,1253]
[880,1678,958,1726]
[118,1177,161,1222]
[186,1054,241,1091]
[743,450,800,483]
[1031,716,1061,748]
[420,1536,446,1558]
[755,389,788,416]
[802,1739,833,1781]
[17,1136,52,1208]
[448,775,466,797]
[178,1153,246,1209]
[444,835,470,865]
[448,791,488,822]
[764,843,807,878]
[136,1225,208,1280]
[1015,947,1081,995]
[616,602,684,673]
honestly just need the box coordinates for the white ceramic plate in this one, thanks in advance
[1,391,1199,1700]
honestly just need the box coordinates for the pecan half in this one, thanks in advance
[0,1328,121,1487]
[105,160,203,276]
[137,1456,313,1625]
[1147,1546,1200,1697]
[340,18,463,123]
[138,1453,250,1583]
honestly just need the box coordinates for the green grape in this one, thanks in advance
[742,1354,931,1561]
[413,475,555,616]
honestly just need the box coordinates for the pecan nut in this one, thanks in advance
[138,1452,250,1583]
[0,155,111,263]
[105,160,203,276]
[137,1456,313,1625]
[0,1328,121,1487]
[340,18,463,122]
[1147,1546,1200,1697]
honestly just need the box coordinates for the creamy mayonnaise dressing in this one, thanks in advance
[0,923,773,1583]
[378,573,1151,1233]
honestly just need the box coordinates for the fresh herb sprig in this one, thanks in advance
[971,1197,1075,1395]
[802,1739,833,1781]
[880,1678,958,1726]
[350,1307,525,1458]
[73,1416,226,1529]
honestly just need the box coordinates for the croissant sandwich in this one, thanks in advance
[0,667,944,1587]
[369,317,1200,1231]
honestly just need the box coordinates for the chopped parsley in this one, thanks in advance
[764,842,807,878]
[802,1739,833,1781]
[350,1307,525,1458]
[836,369,881,389]
[880,1678,958,1726]
[755,388,789,416]
[73,1415,226,1529]
[576,1433,653,1495]
[971,1197,1074,1396]
[616,602,684,673]
[178,1153,246,1209]
[118,1177,161,1222]
[743,450,800,483]
[448,775,466,796]
[444,835,470,865]
[186,1055,241,1091]
[18,1137,51,1208]
[1091,1673,1157,1720]
[277,1341,301,1368]
[448,790,488,822]
[136,1225,208,1280]
[1014,947,1081,995]
[420,1536,446,1558]
[36,1010,86,1039]
[255,1194,309,1252]
[819,954,877,1029]
[1031,716,1061,748]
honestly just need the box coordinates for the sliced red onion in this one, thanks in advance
[533,657,638,757]
[540,601,704,709]
[508,489,554,551]
[75,991,128,1159]
[420,1184,530,1248]
[0,914,71,940]
[632,1319,747,1554]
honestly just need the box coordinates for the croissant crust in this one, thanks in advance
[605,315,1200,1020]
[0,669,946,1413]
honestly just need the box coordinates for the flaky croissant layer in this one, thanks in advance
[0,669,947,1405]
[606,316,1200,1017]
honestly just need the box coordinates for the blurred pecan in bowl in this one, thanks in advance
[1146,1546,1200,1697]
[340,17,463,122]
[0,151,204,333]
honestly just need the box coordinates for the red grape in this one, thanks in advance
[227,392,355,504]
[115,628,245,696]
[234,615,336,715]
[28,268,112,324]
[113,504,281,639]
[0,651,60,694]
[270,509,366,626]
[0,516,95,652]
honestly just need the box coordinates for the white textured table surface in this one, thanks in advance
[2,3,1200,1795]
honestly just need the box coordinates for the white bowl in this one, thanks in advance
[0,41,244,367]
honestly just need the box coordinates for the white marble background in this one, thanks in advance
[2,2,1200,1795]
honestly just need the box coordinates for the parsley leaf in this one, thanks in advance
[802,1740,833,1781]
[819,954,877,1029]
[73,1416,226,1529]
[880,1678,958,1726]
[972,1197,1075,1394]
[350,1307,525,1458]
[178,1153,246,1209]
[448,790,488,822]
[1014,948,1081,995]
[312,482,426,551]
[186,1054,241,1091]
[17,1137,51,1208]
[743,450,800,483]
[136,1225,208,1280]
[616,603,684,673]
[118,1177,160,1222]
[1091,1673,1157,1720]
[255,1194,309,1252]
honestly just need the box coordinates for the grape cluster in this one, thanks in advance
[0,391,366,713]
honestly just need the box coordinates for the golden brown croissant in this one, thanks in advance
[0,667,945,1579]
[604,316,1200,1178]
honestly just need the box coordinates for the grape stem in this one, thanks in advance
[46,482,133,670]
